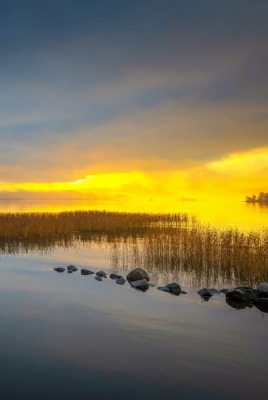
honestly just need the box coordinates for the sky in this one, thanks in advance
[0,0,268,202]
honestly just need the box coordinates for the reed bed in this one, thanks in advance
[0,210,267,286]
[0,210,192,239]
[110,227,268,287]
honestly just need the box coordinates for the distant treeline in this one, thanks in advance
[245,192,268,204]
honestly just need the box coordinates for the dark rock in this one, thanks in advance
[157,286,170,293]
[226,298,253,310]
[165,283,181,295]
[198,288,213,298]
[126,268,150,282]
[220,289,229,294]
[96,271,107,278]
[95,276,103,282]
[235,286,257,300]
[81,269,94,275]
[67,265,78,273]
[110,273,122,280]
[257,292,268,299]
[254,298,268,306]
[149,283,157,287]
[54,267,65,273]
[116,277,126,285]
[226,289,248,302]
[130,279,149,289]
[253,298,268,312]
[181,290,187,294]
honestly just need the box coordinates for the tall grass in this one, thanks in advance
[110,227,268,286]
[0,210,192,238]
[0,210,267,286]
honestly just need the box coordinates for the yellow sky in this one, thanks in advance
[1,147,267,202]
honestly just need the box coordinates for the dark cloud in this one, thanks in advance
[1,0,266,83]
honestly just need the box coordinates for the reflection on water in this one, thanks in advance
[1,228,267,288]
[0,207,267,288]
[0,202,268,399]
[0,250,267,400]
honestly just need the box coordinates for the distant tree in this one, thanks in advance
[257,192,265,202]
[245,196,253,202]
[246,192,268,203]
[261,193,268,202]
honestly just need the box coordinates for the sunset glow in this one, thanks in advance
[1,3,268,398]
[0,0,267,210]
[1,146,268,204]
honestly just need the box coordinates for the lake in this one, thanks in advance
[1,198,268,230]
[0,200,267,399]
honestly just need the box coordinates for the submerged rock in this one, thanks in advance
[54,267,65,273]
[198,288,221,298]
[116,277,126,285]
[130,279,149,289]
[126,268,150,283]
[220,288,229,294]
[67,265,78,273]
[110,273,122,280]
[165,283,181,295]
[253,298,268,312]
[95,276,103,282]
[96,271,107,278]
[81,269,94,275]
[198,288,213,298]
[226,298,253,310]
[181,290,188,294]
[157,286,170,293]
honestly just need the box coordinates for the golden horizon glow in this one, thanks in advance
[0,148,267,203]
[207,148,268,175]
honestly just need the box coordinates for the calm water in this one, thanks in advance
[1,198,268,230]
[0,200,267,399]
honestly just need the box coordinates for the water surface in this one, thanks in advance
[0,200,267,399]
[1,198,268,230]
[0,240,267,399]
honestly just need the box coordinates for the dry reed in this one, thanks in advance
[0,210,267,286]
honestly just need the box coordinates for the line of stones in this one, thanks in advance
[54,266,268,312]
